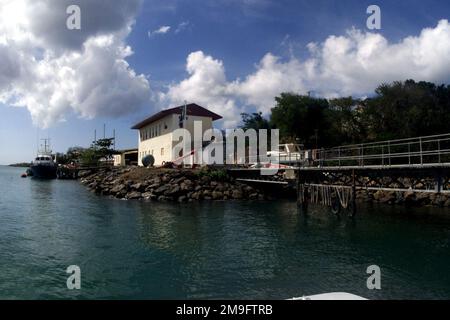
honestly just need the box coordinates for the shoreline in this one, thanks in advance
[79,167,279,202]
[77,166,450,208]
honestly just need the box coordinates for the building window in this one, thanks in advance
[161,148,164,156]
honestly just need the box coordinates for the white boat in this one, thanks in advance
[30,139,57,179]
[267,143,304,163]
[289,292,367,300]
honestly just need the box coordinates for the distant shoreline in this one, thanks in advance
[8,163,31,168]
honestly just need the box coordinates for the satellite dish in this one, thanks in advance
[142,154,155,167]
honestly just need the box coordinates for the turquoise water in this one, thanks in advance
[1,165,450,300]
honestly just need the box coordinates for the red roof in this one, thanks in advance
[131,103,223,130]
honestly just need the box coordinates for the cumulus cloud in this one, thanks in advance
[162,20,450,127]
[163,51,242,128]
[0,0,150,128]
[148,25,171,37]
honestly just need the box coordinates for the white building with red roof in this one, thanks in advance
[131,103,222,166]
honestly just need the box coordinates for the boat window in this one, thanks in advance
[279,146,286,153]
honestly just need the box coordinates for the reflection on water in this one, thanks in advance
[1,166,450,299]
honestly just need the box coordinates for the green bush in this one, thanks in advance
[197,167,229,181]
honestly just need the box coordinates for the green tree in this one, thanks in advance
[270,93,331,148]
[79,138,117,166]
[327,96,365,145]
[240,112,271,130]
[361,80,450,141]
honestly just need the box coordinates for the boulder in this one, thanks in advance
[249,193,259,200]
[373,190,384,201]
[141,192,154,200]
[154,184,171,195]
[130,183,145,192]
[165,185,181,197]
[110,184,127,195]
[380,191,396,204]
[232,190,243,199]
[212,191,223,200]
[126,191,142,200]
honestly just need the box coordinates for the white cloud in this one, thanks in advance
[148,22,190,38]
[175,21,190,34]
[162,20,450,127]
[148,25,171,37]
[162,51,241,128]
[0,0,150,128]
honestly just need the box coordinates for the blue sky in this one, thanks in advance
[0,0,449,164]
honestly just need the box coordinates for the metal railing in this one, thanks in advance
[310,133,450,168]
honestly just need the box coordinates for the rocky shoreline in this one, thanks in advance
[78,166,450,208]
[79,167,271,202]
[342,175,450,207]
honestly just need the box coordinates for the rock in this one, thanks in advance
[203,190,212,198]
[126,191,142,200]
[249,193,258,200]
[154,184,171,195]
[416,193,430,204]
[373,190,384,201]
[78,170,92,178]
[110,184,126,194]
[380,191,396,204]
[130,183,144,192]
[172,177,186,185]
[165,185,181,197]
[200,176,211,184]
[141,192,154,200]
[212,191,223,200]
[178,196,187,203]
[232,190,243,199]
[404,191,416,204]
[180,180,194,191]
[432,195,447,207]
[190,192,201,200]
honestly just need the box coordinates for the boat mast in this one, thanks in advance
[39,138,52,155]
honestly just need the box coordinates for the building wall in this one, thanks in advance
[113,155,124,166]
[138,132,174,166]
[137,114,215,166]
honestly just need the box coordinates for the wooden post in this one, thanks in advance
[296,170,308,212]
[351,169,356,217]
[296,169,301,207]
